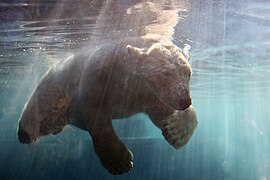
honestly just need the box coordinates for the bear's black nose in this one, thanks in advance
[179,98,191,110]
[18,128,30,144]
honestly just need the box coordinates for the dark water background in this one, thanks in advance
[1,0,270,179]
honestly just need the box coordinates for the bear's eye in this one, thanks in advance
[185,69,191,78]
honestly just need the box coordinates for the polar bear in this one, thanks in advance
[17,35,197,175]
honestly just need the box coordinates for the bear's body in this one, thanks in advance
[18,36,197,174]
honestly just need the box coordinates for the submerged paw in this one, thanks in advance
[162,107,198,149]
[95,141,134,175]
[102,149,133,175]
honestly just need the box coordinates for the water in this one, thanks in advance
[1,0,270,179]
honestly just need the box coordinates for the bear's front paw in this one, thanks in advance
[162,106,198,149]
[94,139,133,175]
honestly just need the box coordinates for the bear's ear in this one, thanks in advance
[126,45,146,58]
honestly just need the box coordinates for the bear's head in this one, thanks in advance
[126,42,192,110]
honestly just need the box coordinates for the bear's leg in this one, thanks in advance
[85,108,133,175]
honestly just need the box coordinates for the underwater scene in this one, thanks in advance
[0,0,270,179]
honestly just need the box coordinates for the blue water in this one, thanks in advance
[1,0,270,179]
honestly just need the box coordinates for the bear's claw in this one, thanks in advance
[162,106,198,149]
[94,140,134,175]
